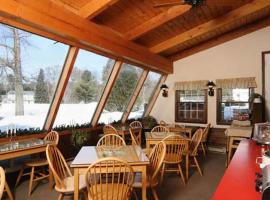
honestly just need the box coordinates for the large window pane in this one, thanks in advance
[217,88,251,124]
[99,64,143,124]
[176,90,207,123]
[128,72,161,120]
[53,50,115,127]
[0,24,68,131]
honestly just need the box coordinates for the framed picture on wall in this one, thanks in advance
[262,51,270,121]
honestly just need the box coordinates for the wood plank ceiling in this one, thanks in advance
[52,0,270,62]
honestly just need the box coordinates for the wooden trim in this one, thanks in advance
[150,0,270,53]
[0,0,172,74]
[262,51,270,97]
[121,70,149,123]
[169,16,270,61]
[44,47,79,131]
[125,5,191,40]
[91,61,122,126]
[175,90,208,124]
[144,75,167,117]
[79,0,119,19]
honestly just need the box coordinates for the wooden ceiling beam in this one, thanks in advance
[0,0,172,74]
[125,5,191,40]
[150,0,270,53]
[79,0,119,19]
[169,15,270,61]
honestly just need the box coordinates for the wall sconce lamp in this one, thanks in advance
[206,81,216,96]
[160,84,169,97]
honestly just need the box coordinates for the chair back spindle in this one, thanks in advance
[190,129,203,155]
[85,158,134,200]
[0,167,5,199]
[97,134,126,149]
[44,131,59,145]
[103,125,118,135]
[46,145,72,190]
[151,126,169,133]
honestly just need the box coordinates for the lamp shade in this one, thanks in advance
[160,84,169,89]
[206,81,216,87]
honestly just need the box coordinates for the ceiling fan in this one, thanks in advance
[154,0,237,8]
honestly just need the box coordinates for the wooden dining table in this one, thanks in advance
[145,132,191,180]
[0,138,54,188]
[165,125,193,138]
[70,145,150,200]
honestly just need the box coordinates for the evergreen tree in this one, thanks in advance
[105,64,139,112]
[73,70,97,103]
[34,69,49,103]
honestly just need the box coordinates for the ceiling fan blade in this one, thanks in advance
[205,0,242,6]
[153,1,186,8]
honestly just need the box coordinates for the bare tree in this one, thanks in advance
[0,24,31,115]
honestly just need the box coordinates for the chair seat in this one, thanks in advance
[89,183,131,200]
[55,175,86,194]
[132,173,158,188]
[26,159,48,167]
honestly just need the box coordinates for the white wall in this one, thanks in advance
[151,26,270,128]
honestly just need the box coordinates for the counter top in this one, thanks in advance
[212,139,262,200]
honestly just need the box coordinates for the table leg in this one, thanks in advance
[141,165,147,200]
[49,167,54,189]
[74,168,79,200]
[186,154,189,181]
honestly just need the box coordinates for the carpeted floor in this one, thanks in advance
[3,152,226,200]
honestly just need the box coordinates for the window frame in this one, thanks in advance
[175,89,208,124]
[216,88,253,125]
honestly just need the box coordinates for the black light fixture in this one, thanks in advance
[206,81,216,96]
[160,84,169,97]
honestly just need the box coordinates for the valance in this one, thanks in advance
[216,77,257,89]
[174,80,208,90]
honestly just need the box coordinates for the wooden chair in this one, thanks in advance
[97,134,126,149]
[187,129,203,178]
[151,126,169,133]
[200,124,211,156]
[129,121,142,129]
[133,141,166,200]
[85,157,134,200]
[159,120,167,126]
[160,135,189,186]
[15,131,59,196]
[103,124,118,135]
[0,167,14,200]
[46,145,87,200]
[0,167,5,199]
[129,128,142,146]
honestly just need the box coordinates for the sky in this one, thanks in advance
[21,34,109,81]
[0,23,161,84]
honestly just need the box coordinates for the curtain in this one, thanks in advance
[174,80,208,90]
[216,77,257,89]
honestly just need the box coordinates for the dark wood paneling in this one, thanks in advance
[208,127,227,147]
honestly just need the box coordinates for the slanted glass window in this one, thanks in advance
[99,63,143,124]
[175,90,207,123]
[53,50,115,127]
[128,72,161,120]
[217,88,252,125]
[0,24,68,132]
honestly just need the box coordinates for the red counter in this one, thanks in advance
[212,139,262,200]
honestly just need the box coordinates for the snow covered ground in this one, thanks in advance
[0,103,143,132]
